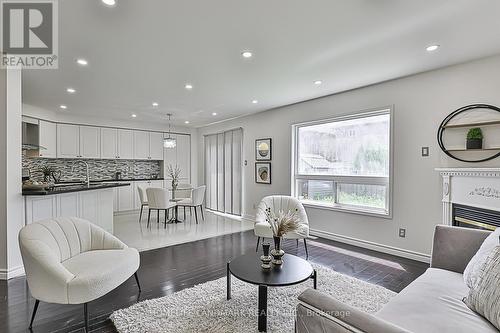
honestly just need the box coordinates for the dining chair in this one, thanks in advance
[137,186,148,224]
[178,185,206,224]
[145,188,176,228]
[174,183,192,218]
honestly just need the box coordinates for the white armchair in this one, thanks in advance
[254,195,310,258]
[19,217,140,332]
[178,185,206,224]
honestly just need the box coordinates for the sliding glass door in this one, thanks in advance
[204,128,242,216]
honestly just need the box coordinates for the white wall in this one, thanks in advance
[197,55,500,260]
[0,69,24,279]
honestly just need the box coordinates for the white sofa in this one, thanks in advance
[19,217,140,332]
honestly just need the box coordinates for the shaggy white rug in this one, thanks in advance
[110,265,395,333]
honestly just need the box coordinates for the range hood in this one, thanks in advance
[22,117,46,151]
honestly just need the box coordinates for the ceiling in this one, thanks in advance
[22,0,500,127]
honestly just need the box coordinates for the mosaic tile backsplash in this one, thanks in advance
[23,155,162,182]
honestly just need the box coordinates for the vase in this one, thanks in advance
[260,243,271,269]
[271,236,285,265]
[171,180,178,199]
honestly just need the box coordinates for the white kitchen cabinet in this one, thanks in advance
[133,130,150,160]
[100,128,118,159]
[38,120,56,158]
[118,129,134,160]
[79,126,101,159]
[24,188,115,233]
[57,124,80,158]
[164,133,191,183]
[117,183,135,211]
[150,132,164,160]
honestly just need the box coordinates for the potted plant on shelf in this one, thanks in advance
[466,127,483,149]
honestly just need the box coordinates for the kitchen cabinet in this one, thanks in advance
[133,131,150,160]
[57,124,80,158]
[164,133,191,184]
[79,126,101,158]
[101,128,134,160]
[24,188,115,233]
[118,129,134,160]
[100,128,118,159]
[117,183,135,211]
[149,132,164,160]
[57,124,100,159]
[38,120,57,158]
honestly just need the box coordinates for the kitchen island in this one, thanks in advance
[23,182,130,233]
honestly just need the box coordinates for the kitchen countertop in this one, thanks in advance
[22,182,131,196]
[56,177,164,183]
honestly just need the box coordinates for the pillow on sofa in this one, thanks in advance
[464,245,500,330]
[463,228,500,288]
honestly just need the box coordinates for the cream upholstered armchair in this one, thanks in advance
[254,195,310,258]
[19,217,140,332]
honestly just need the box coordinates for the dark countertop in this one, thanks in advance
[22,182,131,196]
[56,177,164,183]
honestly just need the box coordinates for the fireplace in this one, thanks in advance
[437,168,500,227]
[452,203,499,231]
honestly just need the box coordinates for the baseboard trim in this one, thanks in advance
[310,228,430,263]
[242,214,255,222]
[0,265,25,280]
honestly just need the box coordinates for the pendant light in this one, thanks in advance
[164,113,177,148]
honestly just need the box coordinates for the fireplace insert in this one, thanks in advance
[452,203,499,231]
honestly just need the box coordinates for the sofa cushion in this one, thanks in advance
[464,228,500,288]
[376,268,497,333]
[63,248,140,304]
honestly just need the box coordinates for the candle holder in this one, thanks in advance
[260,242,272,269]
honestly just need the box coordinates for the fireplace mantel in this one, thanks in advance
[436,168,500,225]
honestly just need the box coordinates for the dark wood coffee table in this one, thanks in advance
[227,253,317,332]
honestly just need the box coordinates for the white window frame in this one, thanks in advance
[291,106,393,218]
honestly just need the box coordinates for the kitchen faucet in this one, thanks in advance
[71,160,90,187]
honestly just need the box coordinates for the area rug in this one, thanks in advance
[110,265,396,333]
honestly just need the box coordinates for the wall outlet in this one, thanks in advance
[244,160,248,166]
[399,228,406,238]
[421,147,429,157]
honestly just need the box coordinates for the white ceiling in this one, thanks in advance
[22,0,500,127]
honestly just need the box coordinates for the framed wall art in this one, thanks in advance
[255,138,272,161]
[255,162,271,184]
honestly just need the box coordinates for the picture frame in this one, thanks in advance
[255,162,271,184]
[255,138,272,161]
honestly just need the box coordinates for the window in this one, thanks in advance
[292,108,392,216]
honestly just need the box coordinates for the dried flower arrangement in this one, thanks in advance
[167,164,181,190]
[263,206,303,237]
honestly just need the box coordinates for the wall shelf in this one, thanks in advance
[446,147,500,152]
[442,119,500,129]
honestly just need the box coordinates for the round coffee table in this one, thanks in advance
[227,253,317,332]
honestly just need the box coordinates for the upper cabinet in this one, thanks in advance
[101,128,134,160]
[57,124,100,158]
[38,120,56,158]
[134,130,164,160]
[164,133,191,182]
[150,132,164,160]
[57,124,80,158]
[133,130,150,160]
[79,126,100,158]
[100,128,118,159]
[117,129,134,160]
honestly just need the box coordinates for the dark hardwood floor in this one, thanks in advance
[0,230,428,333]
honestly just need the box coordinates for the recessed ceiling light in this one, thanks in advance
[241,51,253,58]
[66,88,76,93]
[152,102,159,107]
[184,120,190,124]
[185,84,193,90]
[252,100,258,104]
[76,58,88,66]
[131,114,137,118]
[212,112,217,116]
[60,105,67,110]
[102,0,116,6]
[314,80,323,85]
[426,44,440,52]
